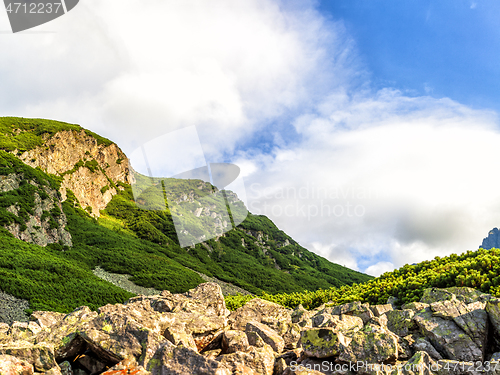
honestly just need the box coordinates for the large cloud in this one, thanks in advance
[241,89,500,275]
[0,0,359,160]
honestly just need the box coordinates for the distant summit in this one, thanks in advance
[480,228,500,249]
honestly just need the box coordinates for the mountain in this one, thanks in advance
[0,117,371,315]
[480,227,500,250]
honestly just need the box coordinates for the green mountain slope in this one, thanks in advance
[0,117,371,314]
[227,247,500,310]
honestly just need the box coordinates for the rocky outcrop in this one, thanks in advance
[2,284,500,374]
[1,173,72,247]
[481,227,500,250]
[17,130,131,217]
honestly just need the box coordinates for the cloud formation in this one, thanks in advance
[243,90,500,275]
[1,0,499,276]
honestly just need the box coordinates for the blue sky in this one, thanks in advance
[319,0,500,112]
[1,0,500,276]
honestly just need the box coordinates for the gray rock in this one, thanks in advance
[386,309,417,337]
[147,342,230,375]
[413,306,482,362]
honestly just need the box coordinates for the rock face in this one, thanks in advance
[17,130,131,217]
[0,173,72,247]
[2,284,500,374]
[481,227,500,250]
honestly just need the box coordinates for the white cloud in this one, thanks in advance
[0,0,359,159]
[243,90,500,273]
[365,262,394,277]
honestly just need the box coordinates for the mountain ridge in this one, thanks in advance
[0,116,371,316]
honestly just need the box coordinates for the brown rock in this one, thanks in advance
[0,341,57,372]
[217,345,275,375]
[229,299,291,331]
[0,354,34,375]
[245,321,284,353]
[222,330,250,354]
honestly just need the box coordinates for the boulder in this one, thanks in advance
[146,342,230,375]
[217,345,275,375]
[0,354,33,375]
[327,301,374,324]
[420,288,455,304]
[29,311,65,330]
[150,283,229,318]
[221,330,250,354]
[162,320,197,351]
[386,310,417,337]
[370,304,393,317]
[413,306,482,362]
[78,302,168,368]
[299,328,347,358]
[399,351,438,375]
[229,299,291,331]
[34,306,97,360]
[9,322,42,342]
[0,341,56,372]
[245,321,284,353]
[444,287,493,304]
[337,326,398,364]
[101,357,150,375]
[430,299,488,354]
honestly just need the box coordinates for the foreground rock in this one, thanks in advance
[2,284,500,374]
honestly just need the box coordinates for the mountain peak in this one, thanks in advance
[480,227,500,250]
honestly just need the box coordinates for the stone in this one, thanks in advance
[29,311,65,330]
[299,328,347,358]
[146,342,230,375]
[59,361,73,375]
[386,310,417,337]
[246,332,266,348]
[370,304,393,317]
[282,323,301,349]
[217,345,275,375]
[430,299,488,354]
[400,351,438,375]
[100,357,150,375]
[444,287,493,304]
[402,302,429,312]
[486,298,500,337]
[0,341,57,372]
[0,354,34,375]
[34,306,97,360]
[9,322,42,342]
[245,321,284,353]
[162,320,197,351]
[411,336,443,361]
[327,301,375,324]
[221,330,249,354]
[150,283,228,318]
[413,306,482,362]
[420,288,455,304]
[229,299,291,331]
[337,326,398,364]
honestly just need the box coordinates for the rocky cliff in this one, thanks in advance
[17,129,131,217]
[481,228,500,250]
[1,284,500,375]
